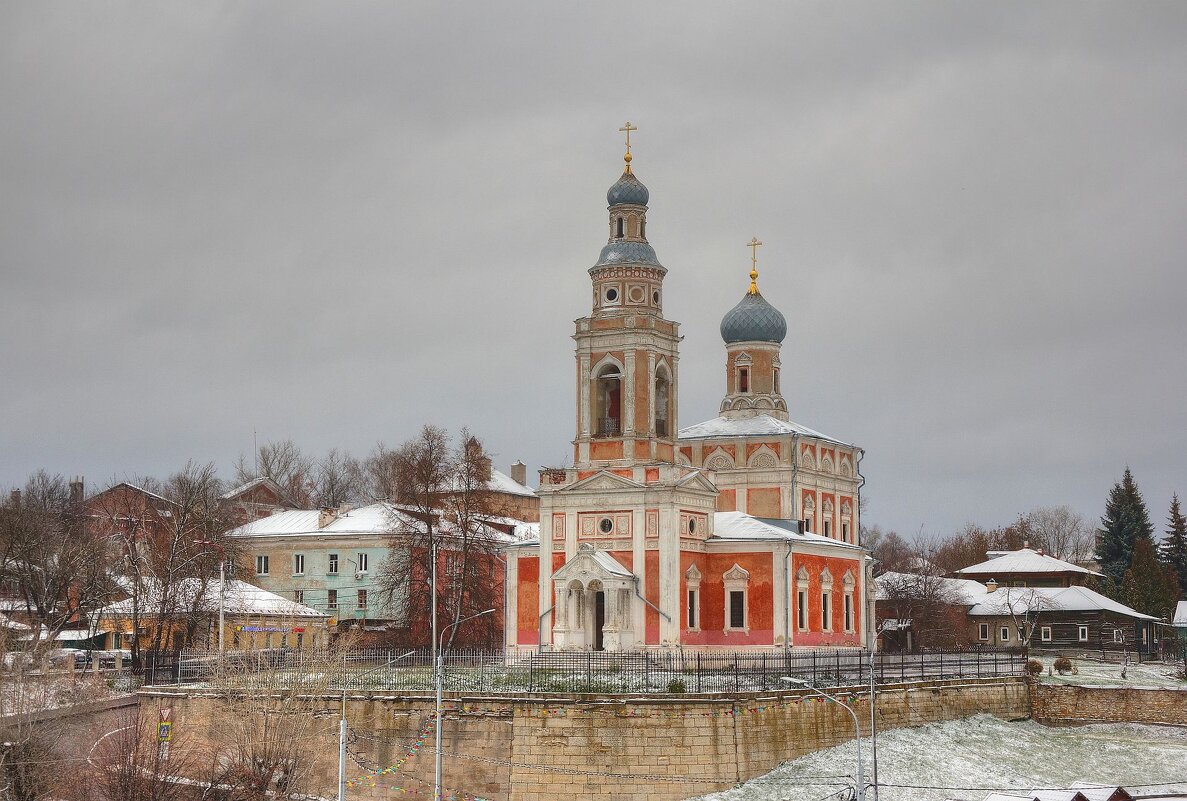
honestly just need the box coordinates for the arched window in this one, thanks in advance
[640,218,646,238]
[595,364,622,437]
[654,368,671,437]
[738,367,750,393]
[773,367,780,394]
[616,217,625,238]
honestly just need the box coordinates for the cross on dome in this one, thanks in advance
[619,121,637,173]
[748,237,762,294]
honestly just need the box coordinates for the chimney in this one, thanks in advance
[69,477,84,504]
[318,507,338,529]
[338,502,353,516]
[986,579,998,593]
[8,490,19,511]
[510,461,527,487]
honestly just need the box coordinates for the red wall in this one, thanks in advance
[516,556,539,645]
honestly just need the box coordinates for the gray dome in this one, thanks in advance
[720,291,787,344]
[607,171,649,206]
[594,241,662,269]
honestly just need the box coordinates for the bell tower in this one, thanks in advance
[573,124,681,467]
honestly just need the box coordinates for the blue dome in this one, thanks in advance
[607,171,649,206]
[720,291,787,344]
[594,241,663,269]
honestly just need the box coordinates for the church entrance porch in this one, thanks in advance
[550,545,636,652]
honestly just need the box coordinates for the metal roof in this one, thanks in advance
[720,290,787,344]
[679,413,850,446]
[955,548,1103,578]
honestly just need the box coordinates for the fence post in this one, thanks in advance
[813,651,817,685]
[645,654,650,691]
[529,652,534,693]
[696,653,702,694]
[939,649,944,679]
[586,651,592,692]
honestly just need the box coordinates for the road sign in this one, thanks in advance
[158,721,173,742]
[159,707,172,723]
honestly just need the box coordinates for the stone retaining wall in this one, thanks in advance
[1031,682,1187,727]
[140,677,1028,801]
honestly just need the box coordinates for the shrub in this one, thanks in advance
[667,678,686,694]
[1053,657,1073,675]
[1026,659,1044,676]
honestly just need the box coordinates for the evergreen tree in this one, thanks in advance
[1097,467,1155,586]
[1120,537,1182,619]
[1161,494,1187,591]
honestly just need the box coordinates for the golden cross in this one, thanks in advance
[748,237,762,294]
[619,121,637,172]
[619,121,637,153]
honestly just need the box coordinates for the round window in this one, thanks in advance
[599,517,613,534]
[653,290,660,305]
[688,518,697,534]
[605,288,619,302]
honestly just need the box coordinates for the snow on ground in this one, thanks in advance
[691,716,1187,801]
[1036,657,1185,689]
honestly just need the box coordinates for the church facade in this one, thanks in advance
[504,139,868,651]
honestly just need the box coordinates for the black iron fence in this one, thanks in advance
[143,646,1027,694]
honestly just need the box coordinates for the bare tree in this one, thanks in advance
[877,541,973,648]
[89,710,208,801]
[1025,505,1095,564]
[93,463,235,668]
[992,585,1059,646]
[310,448,364,508]
[0,471,116,654]
[866,527,915,575]
[375,427,505,650]
[205,637,356,800]
[234,439,314,508]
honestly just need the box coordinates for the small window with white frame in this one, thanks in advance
[328,553,339,574]
[978,623,989,641]
[357,552,368,573]
[999,626,1010,642]
[685,565,701,631]
[255,555,269,576]
[1041,626,1052,642]
[293,554,305,576]
[1113,628,1124,644]
[1078,625,1089,642]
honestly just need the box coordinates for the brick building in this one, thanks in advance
[503,138,869,651]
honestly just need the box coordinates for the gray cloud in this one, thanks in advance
[2,1,1184,535]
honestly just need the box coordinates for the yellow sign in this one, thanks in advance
[158,721,173,742]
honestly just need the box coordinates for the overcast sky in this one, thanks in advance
[2,2,1184,537]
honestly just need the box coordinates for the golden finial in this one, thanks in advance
[747,237,762,294]
[619,121,637,173]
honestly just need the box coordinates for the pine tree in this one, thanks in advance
[1097,467,1155,586]
[1161,494,1187,591]
[1120,537,1182,619]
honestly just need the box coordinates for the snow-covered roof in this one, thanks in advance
[967,585,1156,621]
[219,476,293,504]
[19,627,107,642]
[485,469,537,497]
[0,613,31,631]
[98,578,327,619]
[876,572,990,605]
[226,501,521,544]
[1174,600,1187,627]
[590,550,633,578]
[954,548,1103,578]
[226,502,414,538]
[678,414,850,446]
[710,511,863,551]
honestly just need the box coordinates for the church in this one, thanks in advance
[504,130,869,651]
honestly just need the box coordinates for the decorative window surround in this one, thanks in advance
[686,564,702,631]
[723,564,750,633]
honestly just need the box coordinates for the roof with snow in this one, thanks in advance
[485,469,537,497]
[1174,600,1187,627]
[679,413,850,446]
[876,571,990,605]
[954,548,1103,578]
[225,501,523,544]
[709,512,863,551]
[98,578,327,619]
[967,584,1156,621]
[219,476,295,505]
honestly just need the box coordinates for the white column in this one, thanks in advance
[624,350,636,435]
[579,354,591,437]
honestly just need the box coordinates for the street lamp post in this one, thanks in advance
[434,607,495,801]
[193,540,226,657]
[782,677,865,801]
